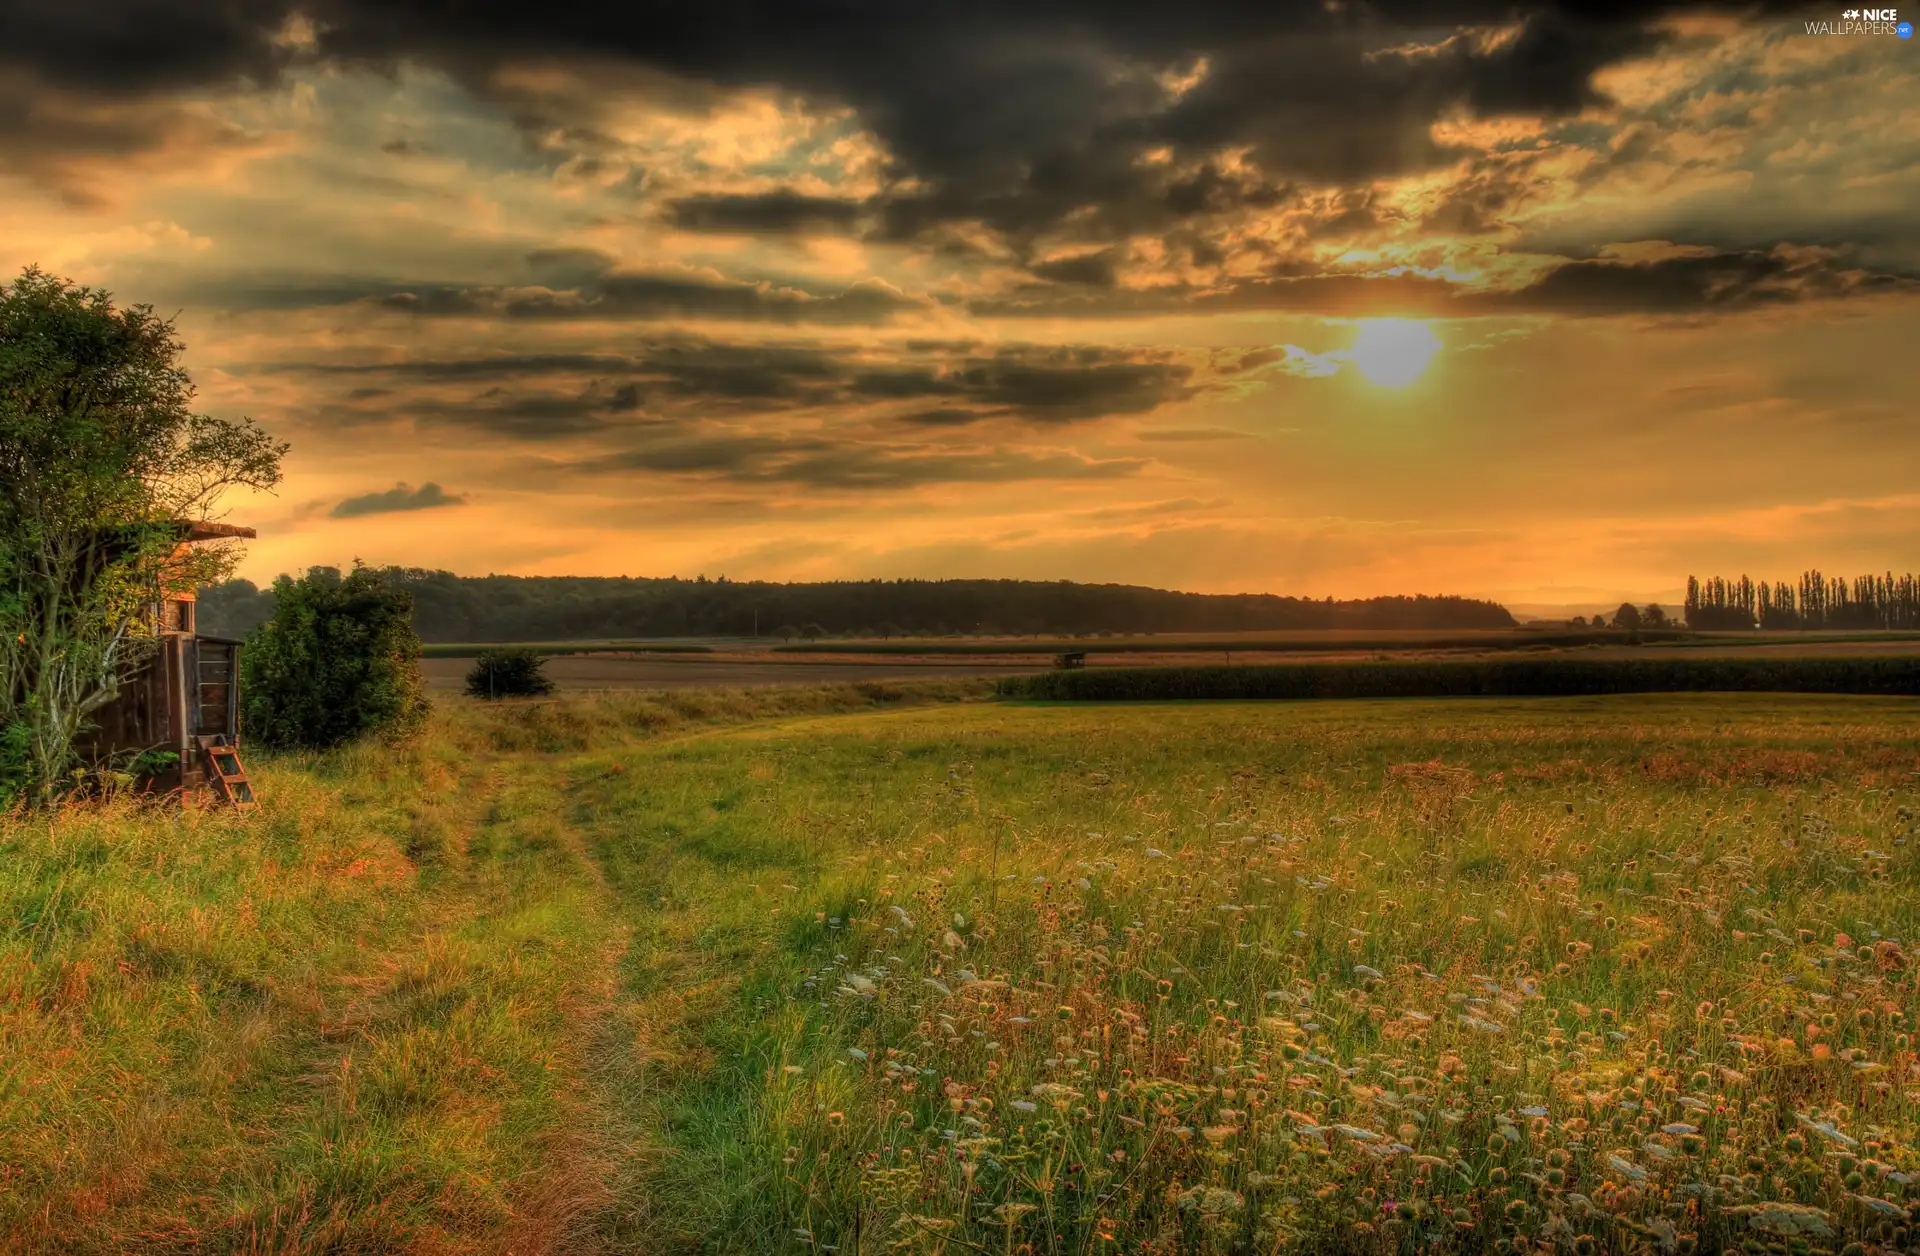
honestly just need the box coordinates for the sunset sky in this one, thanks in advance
[5,1,1915,612]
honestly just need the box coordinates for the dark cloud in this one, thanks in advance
[897,408,986,427]
[952,349,1193,421]
[275,335,1196,433]
[372,271,924,325]
[576,436,1146,489]
[0,67,258,206]
[422,388,639,439]
[850,368,964,400]
[330,480,467,517]
[669,190,864,234]
[176,264,924,324]
[297,352,635,380]
[1030,249,1121,287]
[1480,248,1920,315]
[1419,164,1532,236]
[5,1,1807,248]
[0,2,291,97]
[523,247,622,285]
[972,247,1920,319]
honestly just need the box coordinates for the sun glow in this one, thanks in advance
[1349,318,1442,388]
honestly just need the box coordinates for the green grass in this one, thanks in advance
[5,689,1920,1253]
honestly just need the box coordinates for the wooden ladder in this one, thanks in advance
[195,734,258,812]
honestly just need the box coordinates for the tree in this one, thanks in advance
[1642,603,1668,628]
[774,623,799,642]
[876,620,903,640]
[465,646,554,699]
[0,267,284,804]
[799,623,826,641]
[241,566,428,750]
[1610,603,1642,630]
[194,576,276,637]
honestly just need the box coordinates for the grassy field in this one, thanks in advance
[4,688,1919,1253]
[418,640,716,659]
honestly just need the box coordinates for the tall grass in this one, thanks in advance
[0,718,623,1252]
[0,679,987,1252]
[7,688,1919,1253]
[567,694,1920,1253]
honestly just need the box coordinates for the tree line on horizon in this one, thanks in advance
[196,569,1518,642]
[1685,571,1920,630]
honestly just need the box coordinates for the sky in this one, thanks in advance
[4,1,1916,613]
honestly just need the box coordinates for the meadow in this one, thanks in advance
[3,686,1919,1254]
[417,641,717,659]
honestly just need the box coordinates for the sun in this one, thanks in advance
[1347,318,1442,388]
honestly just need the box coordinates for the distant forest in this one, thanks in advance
[1686,571,1920,630]
[196,569,1517,642]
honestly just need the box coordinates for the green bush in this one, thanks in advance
[241,566,429,750]
[464,647,555,700]
[997,656,1920,701]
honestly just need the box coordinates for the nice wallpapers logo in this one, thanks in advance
[1809,7,1914,34]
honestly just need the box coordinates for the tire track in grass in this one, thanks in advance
[547,729,804,1250]
[211,749,635,1255]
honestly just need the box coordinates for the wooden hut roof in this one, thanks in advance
[182,521,257,542]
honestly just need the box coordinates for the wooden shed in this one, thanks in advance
[82,521,257,805]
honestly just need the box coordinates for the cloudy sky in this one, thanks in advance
[5,1,1914,610]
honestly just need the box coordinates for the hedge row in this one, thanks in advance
[996,656,1920,701]
[773,630,1686,656]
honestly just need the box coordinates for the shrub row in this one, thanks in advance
[773,629,1700,656]
[996,656,1920,701]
